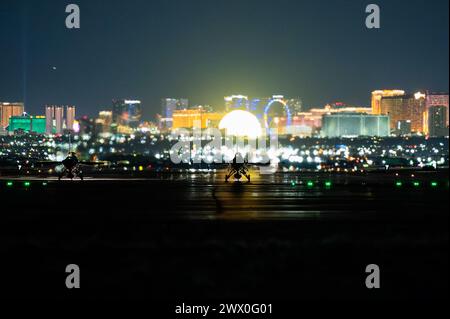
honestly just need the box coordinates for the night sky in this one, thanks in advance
[0,0,448,119]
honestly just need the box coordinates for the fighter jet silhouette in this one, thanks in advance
[37,152,106,180]
[225,153,252,182]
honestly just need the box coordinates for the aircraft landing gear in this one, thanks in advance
[58,169,67,181]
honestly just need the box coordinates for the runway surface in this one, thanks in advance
[0,171,448,300]
[1,170,448,221]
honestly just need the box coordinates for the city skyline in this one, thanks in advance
[1,87,448,138]
[0,0,448,118]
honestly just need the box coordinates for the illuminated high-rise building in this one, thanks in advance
[66,106,76,131]
[396,120,412,136]
[45,105,73,134]
[8,115,46,134]
[160,98,188,128]
[426,106,448,137]
[95,110,113,133]
[426,92,449,126]
[54,106,65,134]
[225,95,249,111]
[112,99,143,128]
[371,90,405,115]
[321,113,390,137]
[172,109,224,129]
[45,106,54,134]
[380,92,427,133]
[286,98,303,114]
[0,102,24,129]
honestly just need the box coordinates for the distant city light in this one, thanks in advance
[414,92,426,100]
[73,120,80,133]
[124,100,141,104]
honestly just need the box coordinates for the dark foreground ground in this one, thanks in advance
[0,170,448,304]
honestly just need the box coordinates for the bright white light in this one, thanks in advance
[73,120,80,133]
[124,100,141,104]
[414,92,426,100]
[219,110,262,139]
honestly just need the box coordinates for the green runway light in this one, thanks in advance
[42,182,48,186]
[6,181,13,187]
[325,181,332,187]
[431,181,438,187]
[395,181,403,187]
[413,181,420,187]
[291,181,297,187]
[307,181,314,187]
[24,182,31,188]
